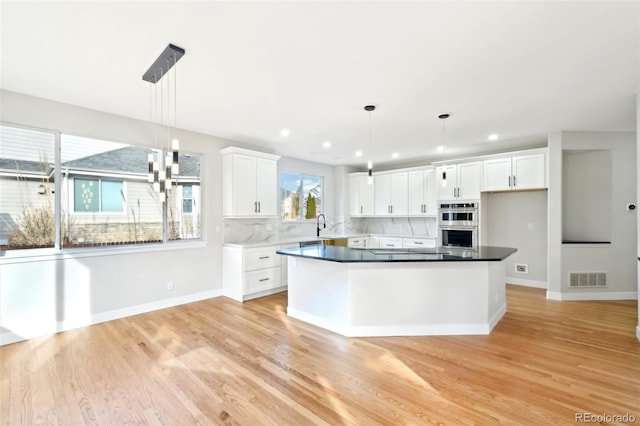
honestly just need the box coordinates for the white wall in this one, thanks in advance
[486,191,548,287]
[548,131,637,301]
[0,90,233,345]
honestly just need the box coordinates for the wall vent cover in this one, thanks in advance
[568,272,607,288]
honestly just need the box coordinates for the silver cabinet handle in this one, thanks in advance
[254,201,258,213]
[259,278,270,282]
[385,243,394,247]
[360,206,363,214]
[390,205,393,214]
[414,241,423,245]
[513,175,516,187]
[508,176,511,187]
[258,201,261,213]
[258,256,270,259]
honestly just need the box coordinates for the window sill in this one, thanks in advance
[0,240,207,265]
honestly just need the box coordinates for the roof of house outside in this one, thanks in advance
[0,146,201,178]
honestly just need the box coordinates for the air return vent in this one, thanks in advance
[568,272,607,288]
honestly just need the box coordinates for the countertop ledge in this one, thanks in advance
[277,245,517,263]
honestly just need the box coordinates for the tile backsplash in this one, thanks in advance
[223,216,436,244]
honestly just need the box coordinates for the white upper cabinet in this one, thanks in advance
[408,167,437,215]
[483,151,546,192]
[436,162,481,201]
[221,147,280,217]
[374,172,408,216]
[349,173,375,216]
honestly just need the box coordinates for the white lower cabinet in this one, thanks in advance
[402,237,437,249]
[223,244,288,302]
[379,237,403,248]
[348,237,368,248]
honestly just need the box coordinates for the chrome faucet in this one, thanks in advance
[316,214,326,237]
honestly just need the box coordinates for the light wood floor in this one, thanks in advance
[1,285,638,425]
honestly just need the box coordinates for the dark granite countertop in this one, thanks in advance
[276,245,517,263]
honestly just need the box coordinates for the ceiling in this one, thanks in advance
[1,1,638,168]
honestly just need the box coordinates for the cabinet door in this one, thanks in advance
[360,176,375,216]
[483,157,512,191]
[436,165,457,200]
[389,172,408,215]
[374,174,392,215]
[232,154,258,216]
[457,162,481,200]
[349,175,362,216]
[408,171,425,215]
[255,158,277,215]
[424,168,437,215]
[512,153,545,190]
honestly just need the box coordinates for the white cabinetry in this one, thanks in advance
[408,167,437,215]
[374,172,408,216]
[402,237,437,249]
[483,151,546,192]
[436,161,481,201]
[348,237,368,248]
[348,173,375,216]
[378,237,403,248]
[223,244,287,302]
[221,147,280,217]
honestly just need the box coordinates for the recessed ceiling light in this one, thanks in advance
[436,145,444,153]
[391,152,399,159]
[488,133,499,141]
[280,128,290,137]
[355,150,363,157]
[322,141,331,149]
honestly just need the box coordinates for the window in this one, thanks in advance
[73,178,124,213]
[182,185,193,213]
[0,123,203,252]
[279,172,323,221]
[0,124,56,250]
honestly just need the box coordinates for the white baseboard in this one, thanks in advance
[287,304,506,337]
[546,290,638,301]
[506,277,547,289]
[0,289,223,346]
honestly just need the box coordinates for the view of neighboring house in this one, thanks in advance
[0,129,202,249]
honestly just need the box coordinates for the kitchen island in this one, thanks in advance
[276,245,517,337]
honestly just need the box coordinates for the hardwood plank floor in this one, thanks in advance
[1,285,638,425]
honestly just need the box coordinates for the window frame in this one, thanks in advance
[0,122,205,262]
[279,171,324,222]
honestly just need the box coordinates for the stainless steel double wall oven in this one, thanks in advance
[437,202,478,249]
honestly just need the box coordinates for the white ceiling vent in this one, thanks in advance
[569,272,607,288]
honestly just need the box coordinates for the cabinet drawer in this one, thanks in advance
[379,237,403,248]
[245,246,280,270]
[245,267,281,294]
[402,238,436,249]
[348,237,367,248]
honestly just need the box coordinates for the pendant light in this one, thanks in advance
[364,104,376,184]
[142,43,185,202]
[438,113,450,188]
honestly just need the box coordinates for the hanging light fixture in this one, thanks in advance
[364,104,376,184]
[438,113,450,188]
[142,43,185,202]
